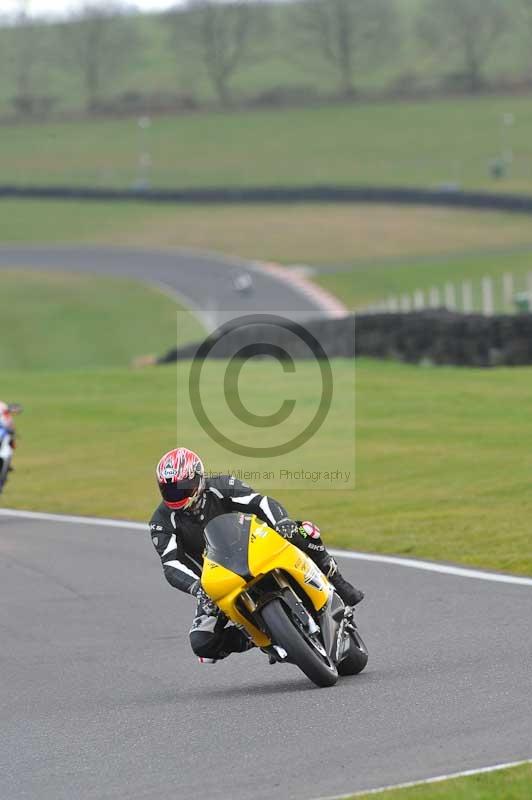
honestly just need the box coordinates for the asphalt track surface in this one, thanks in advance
[1,514,531,800]
[0,245,329,328]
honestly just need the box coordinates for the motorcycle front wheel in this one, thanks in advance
[260,598,338,688]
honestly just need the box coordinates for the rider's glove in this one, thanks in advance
[275,519,299,539]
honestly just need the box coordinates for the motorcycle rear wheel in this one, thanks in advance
[337,627,368,676]
[261,598,338,688]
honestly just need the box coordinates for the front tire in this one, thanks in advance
[260,598,338,688]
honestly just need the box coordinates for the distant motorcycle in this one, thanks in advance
[231,269,254,295]
[201,512,368,687]
[0,403,22,495]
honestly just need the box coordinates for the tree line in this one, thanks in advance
[2,0,532,118]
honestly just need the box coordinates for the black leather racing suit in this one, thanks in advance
[149,474,330,661]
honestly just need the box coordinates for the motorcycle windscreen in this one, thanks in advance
[204,513,252,579]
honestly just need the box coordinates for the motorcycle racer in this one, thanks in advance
[0,401,18,438]
[150,447,364,663]
[0,402,21,491]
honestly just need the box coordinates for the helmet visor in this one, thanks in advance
[160,474,201,504]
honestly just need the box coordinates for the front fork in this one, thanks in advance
[270,569,354,667]
[319,591,355,665]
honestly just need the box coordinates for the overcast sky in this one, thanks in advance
[1,0,179,18]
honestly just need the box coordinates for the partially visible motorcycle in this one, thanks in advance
[201,512,368,688]
[0,403,22,495]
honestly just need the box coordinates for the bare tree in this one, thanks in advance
[8,0,46,114]
[417,0,509,92]
[520,0,532,43]
[61,3,140,112]
[178,0,259,107]
[289,0,399,99]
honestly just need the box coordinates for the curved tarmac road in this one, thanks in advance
[0,245,337,328]
[1,512,531,800]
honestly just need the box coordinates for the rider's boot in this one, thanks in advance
[197,631,253,664]
[315,552,365,606]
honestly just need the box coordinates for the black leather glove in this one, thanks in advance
[275,519,299,539]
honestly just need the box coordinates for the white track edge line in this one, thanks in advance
[1,508,531,587]
[328,549,532,586]
[314,758,532,800]
[3,507,529,797]
[0,508,146,530]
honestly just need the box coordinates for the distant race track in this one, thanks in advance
[1,510,531,800]
[0,245,344,328]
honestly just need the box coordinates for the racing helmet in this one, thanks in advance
[156,447,205,510]
[0,402,13,430]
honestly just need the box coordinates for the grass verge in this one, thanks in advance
[3,201,532,263]
[0,270,204,371]
[2,358,531,576]
[315,248,532,310]
[2,96,532,192]
[351,762,532,800]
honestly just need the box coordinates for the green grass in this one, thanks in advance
[316,248,532,311]
[3,201,532,263]
[2,358,531,576]
[2,95,532,192]
[352,763,532,800]
[0,199,161,244]
[0,270,204,370]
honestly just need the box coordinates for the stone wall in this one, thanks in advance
[159,311,532,368]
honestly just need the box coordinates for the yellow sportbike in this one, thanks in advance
[201,512,368,688]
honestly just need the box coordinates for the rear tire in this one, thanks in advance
[337,627,368,676]
[261,598,338,688]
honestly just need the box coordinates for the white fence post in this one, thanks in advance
[503,272,514,310]
[462,281,473,313]
[429,287,441,308]
[400,294,412,312]
[481,277,494,316]
[413,289,425,310]
[444,282,456,310]
[387,296,399,312]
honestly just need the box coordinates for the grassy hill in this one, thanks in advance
[2,95,532,192]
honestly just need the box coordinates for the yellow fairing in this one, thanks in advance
[201,516,331,648]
